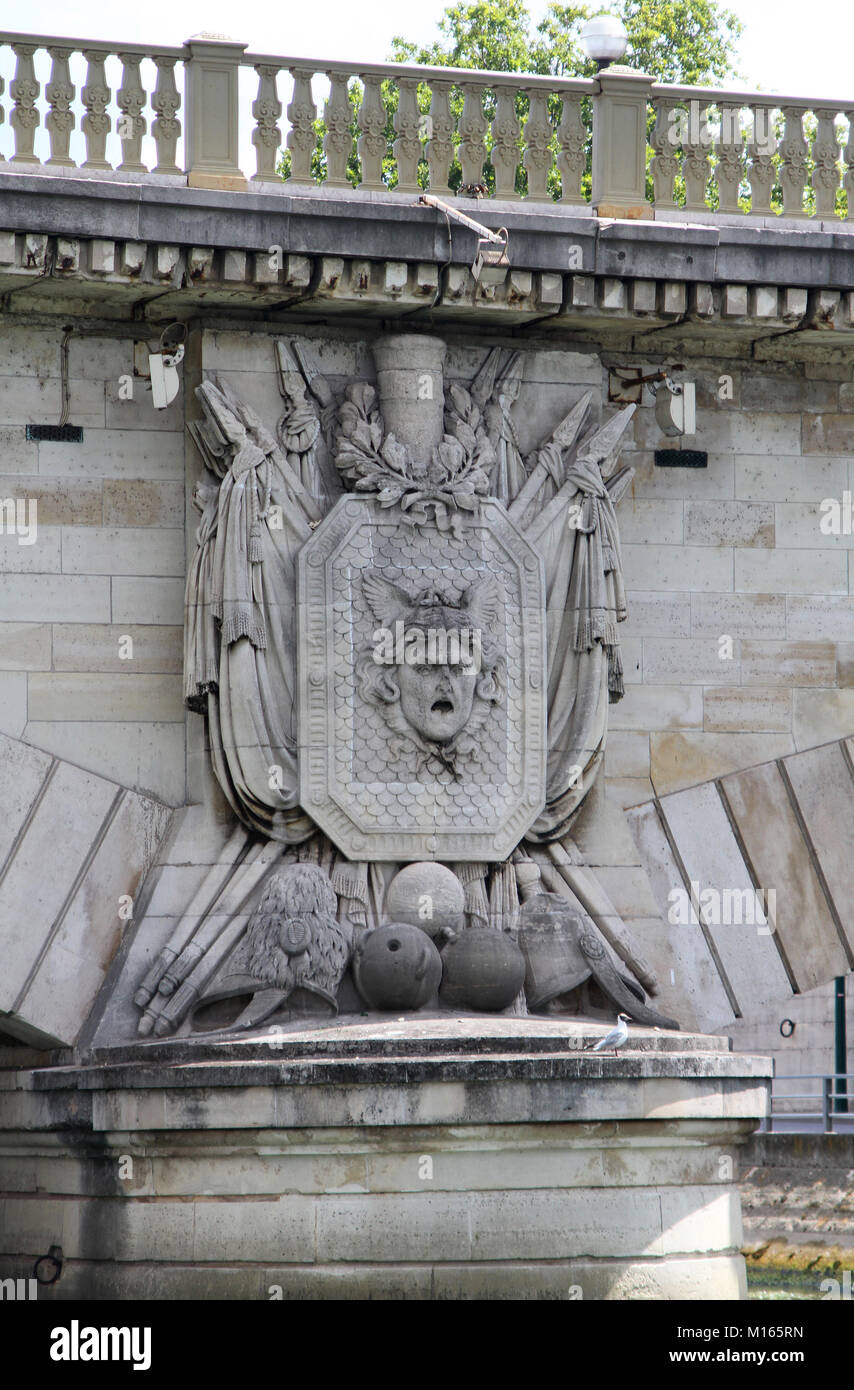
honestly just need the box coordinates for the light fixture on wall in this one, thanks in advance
[418,194,511,285]
[580,14,629,71]
[149,323,186,410]
[654,374,697,438]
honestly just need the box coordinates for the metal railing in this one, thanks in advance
[0,29,852,224]
[763,1073,854,1134]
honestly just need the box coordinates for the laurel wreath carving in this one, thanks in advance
[334,382,495,531]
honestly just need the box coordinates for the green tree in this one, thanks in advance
[392,0,743,85]
[390,0,535,72]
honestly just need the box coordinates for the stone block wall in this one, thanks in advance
[0,326,186,805]
[607,355,854,805]
[1,320,851,1064]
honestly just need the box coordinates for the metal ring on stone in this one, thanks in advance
[33,1249,63,1285]
[780,1018,796,1038]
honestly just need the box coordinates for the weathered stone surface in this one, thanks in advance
[623,545,733,592]
[102,480,183,527]
[787,596,854,641]
[740,640,836,687]
[0,623,51,670]
[604,732,650,780]
[692,593,786,639]
[657,782,792,1012]
[610,685,703,732]
[37,429,184,479]
[27,673,183,722]
[60,527,184,577]
[110,577,184,625]
[703,688,792,734]
[1,574,110,622]
[783,742,854,959]
[0,477,102,525]
[651,732,794,795]
[0,673,27,735]
[622,592,691,638]
[20,721,185,804]
[793,691,854,748]
[0,760,118,1012]
[685,501,774,548]
[720,762,849,991]
[803,415,854,454]
[625,801,734,1032]
[643,639,741,687]
[735,549,847,595]
[617,499,683,545]
[52,625,182,674]
[736,453,846,503]
[17,790,172,1045]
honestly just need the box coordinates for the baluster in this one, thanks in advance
[714,102,744,214]
[82,50,111,169]
[152,56,181,174]
[682,101,711,211]
[812,108,840,218]
[650,101,679,209]
[843,111,854,226]
[556,90,585,204]
[357,73,387,190]
[0,75,5,162]
[323,72,354,187]
[45,48,75,167]
[491,85,521,198]
[524,89,553,202]
[117,54,147,172]
[748,104,776,214]
[779,105,809,217]
[458,82,487,189]
[426,80,454,194]
[10,44,40,164]
[393,77,421,193]
[251,64,282,182]
[287,68,317,183]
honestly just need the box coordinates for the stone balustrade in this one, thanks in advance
[0,30,852,225]
[0,32,184,175]
[650,82,854,222]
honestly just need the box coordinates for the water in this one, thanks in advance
[748,1269,827,1301]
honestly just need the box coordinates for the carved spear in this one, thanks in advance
[506,390,594,524]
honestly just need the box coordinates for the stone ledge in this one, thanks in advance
[1,170,853,288]
[2,230,853,348]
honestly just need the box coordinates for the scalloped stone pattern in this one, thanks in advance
[298,497,547,861]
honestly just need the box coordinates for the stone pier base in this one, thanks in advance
[0,1019,771,1300]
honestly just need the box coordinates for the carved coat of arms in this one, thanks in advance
[133,332,679,1039]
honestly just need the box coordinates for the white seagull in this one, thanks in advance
[591,1013,631,1053]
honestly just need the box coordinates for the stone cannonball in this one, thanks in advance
[353,923,443,1012]
[439,929,526,1012]
[384,863,466,941]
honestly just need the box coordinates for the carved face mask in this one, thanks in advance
[397,653,479,743]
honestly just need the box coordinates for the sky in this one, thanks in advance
[5,0,851,95]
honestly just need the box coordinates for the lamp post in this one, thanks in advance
[585,13,653,218]
[580,14,629,71]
